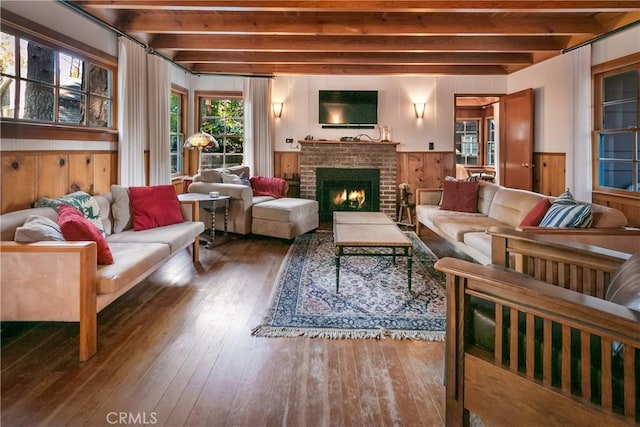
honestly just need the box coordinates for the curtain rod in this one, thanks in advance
[562,19,640,54]
[58,0,194,75]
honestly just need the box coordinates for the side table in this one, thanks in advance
[177,193,230,248]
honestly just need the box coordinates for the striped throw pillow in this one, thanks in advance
[539,202,592,228]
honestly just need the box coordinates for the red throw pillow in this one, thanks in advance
[440,180,479,213]
[129,185,183,231]
[520,198,551,227]
[58,204,114,265]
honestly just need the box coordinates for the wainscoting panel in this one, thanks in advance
[592,191,640,228]
[1,151,118,213]
[533,152,565,196]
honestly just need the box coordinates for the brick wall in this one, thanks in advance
[299,141,398,219]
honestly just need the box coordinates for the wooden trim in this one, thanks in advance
[591,51,640,76]
[0,122,118,142]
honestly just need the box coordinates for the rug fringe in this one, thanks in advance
[251,325,445,341]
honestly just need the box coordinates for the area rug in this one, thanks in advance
[251,230,446,341]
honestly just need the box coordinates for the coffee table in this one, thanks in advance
[333,212,413,293]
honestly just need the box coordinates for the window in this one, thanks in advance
[0,29,113,127]
[594,60,640,194]
[196,92,244,168]
[170,86,187,175]
[486,118,496,166]
[455,120,479,165]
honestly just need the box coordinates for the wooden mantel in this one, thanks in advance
[298,139,399,146]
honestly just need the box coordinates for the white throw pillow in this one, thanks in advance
[221,171,244,184]
[14,215,65,242]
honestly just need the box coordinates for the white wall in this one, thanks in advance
[272,75,507,152]
[2,1,118,57]
[592,25,640,66]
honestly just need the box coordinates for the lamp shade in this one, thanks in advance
[414,103,426,119]
[184,131,217,149]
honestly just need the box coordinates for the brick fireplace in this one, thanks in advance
[299,140,398,219]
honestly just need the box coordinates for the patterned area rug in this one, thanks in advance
[251,230,446,340]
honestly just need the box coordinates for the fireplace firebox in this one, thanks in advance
[316,168,380,221]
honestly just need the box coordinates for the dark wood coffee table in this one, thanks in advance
[333,212,413,293]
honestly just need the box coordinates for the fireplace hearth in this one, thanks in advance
[316,168,380,221]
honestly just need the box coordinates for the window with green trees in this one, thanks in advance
[197,93,244,168]
[170,89,185,175]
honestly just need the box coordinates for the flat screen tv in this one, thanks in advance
[318,90,378,127]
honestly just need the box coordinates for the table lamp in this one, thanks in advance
[184,131,218,175]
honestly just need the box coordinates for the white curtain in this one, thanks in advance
[566,45,592,202]
[243,78,274,176]
[117,38,146,186]
[147,54,171,185]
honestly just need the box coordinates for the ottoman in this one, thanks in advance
[252,198,319,240]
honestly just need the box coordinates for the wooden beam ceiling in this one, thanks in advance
[66,1,640,76]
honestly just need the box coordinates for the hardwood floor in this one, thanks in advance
[1,227,471,427]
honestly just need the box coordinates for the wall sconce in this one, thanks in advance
[414,102,426,119]
[272,102,283,118]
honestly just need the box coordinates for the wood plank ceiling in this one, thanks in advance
[66,1,640,76]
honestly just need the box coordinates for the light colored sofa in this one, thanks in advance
[188,165,318,239]
[0,193,204,361]
[416,181,636,264]
[188,165,273,235]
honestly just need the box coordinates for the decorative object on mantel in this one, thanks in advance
[184,130,217,175]
[251,230,446,341]
[381,125,392,142]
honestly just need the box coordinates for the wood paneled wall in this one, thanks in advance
[593,191,640,228]
[1,151,117,213]
[533,152,565,196]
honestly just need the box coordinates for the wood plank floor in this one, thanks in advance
[1,226,472,427]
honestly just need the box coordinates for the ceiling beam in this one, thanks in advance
[119,11,605,36]
[151,34,565,52]
[173,51,533,65]
[189,63,509,75]
[70,1,640,13]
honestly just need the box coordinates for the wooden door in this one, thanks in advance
[499,88,534,190]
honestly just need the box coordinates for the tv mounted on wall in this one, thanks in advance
[318,90,378,128]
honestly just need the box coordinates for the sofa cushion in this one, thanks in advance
[463,231,492,259]
[58,204,114,265]
[440,180,479,213]
[477,181,501,215]
[34,191,106,236]
[1,207,58,241]
[432,214,502,242]
[96,242,170,294]
[14,215,64,242]
[129,185,184,231]
[488,188,546,228]
[252,198,318,223]
[591,204,628,228]
[106,221,204,254]
[111,185,133,233]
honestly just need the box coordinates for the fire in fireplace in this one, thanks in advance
[316,168,380,221]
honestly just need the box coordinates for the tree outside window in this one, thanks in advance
[0,30,112,127]
[197,94,244,168]
[170,90,185,175]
